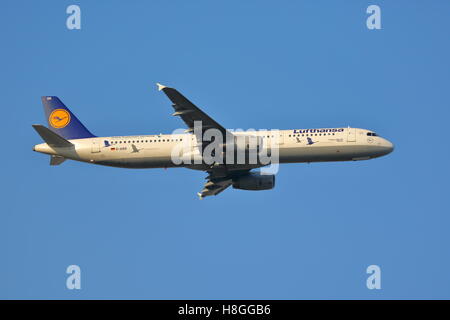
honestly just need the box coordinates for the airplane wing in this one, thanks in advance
[198,177,232,199]
[197,168,250,199]
[157,83,249,199]
[157,83,228,136]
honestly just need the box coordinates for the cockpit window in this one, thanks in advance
[367,132,378,137]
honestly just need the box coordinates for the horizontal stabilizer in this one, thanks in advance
[50,155,66,166]
[32,124,74,148]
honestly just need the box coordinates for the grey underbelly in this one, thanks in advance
[278,145,379,163]
[96,156,178,169]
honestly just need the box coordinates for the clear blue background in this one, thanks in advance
[1,0,449,299]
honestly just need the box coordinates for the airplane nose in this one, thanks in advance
[384,140,394,155]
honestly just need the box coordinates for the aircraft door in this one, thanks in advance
[91,141,101,153]
[267,131,284,146]
[276,131,284,145]
[347,128,356,142]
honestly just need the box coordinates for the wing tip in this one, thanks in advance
[156,83,167,91]
[197,192,204,200]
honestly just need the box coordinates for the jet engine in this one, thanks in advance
[232,172,275,191]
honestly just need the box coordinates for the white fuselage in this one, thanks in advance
[33,127,394,170]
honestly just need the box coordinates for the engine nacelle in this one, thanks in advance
[232,172,275,191]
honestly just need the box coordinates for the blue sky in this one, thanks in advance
[1,0,450,299]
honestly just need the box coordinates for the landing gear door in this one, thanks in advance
[347,128,356,142]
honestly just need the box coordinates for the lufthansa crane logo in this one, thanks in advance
[49,109,71,128]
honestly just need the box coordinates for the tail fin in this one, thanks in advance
[41,96,95,140]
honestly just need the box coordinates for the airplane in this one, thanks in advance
[32,83,394,199]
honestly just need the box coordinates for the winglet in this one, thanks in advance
[197,192,204,200]
[156,83,166,91]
